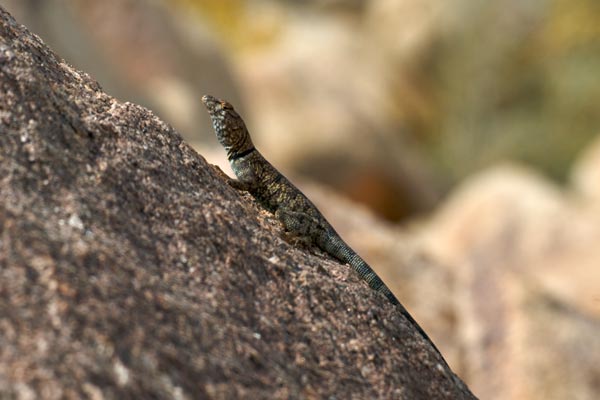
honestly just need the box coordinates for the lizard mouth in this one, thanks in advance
[201,95,233,114]
[201,94,219,111]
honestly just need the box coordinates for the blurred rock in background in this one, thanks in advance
[418,140,600,400]
[2,1,599,398]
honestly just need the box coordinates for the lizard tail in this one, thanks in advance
[317,229,400,305]
[351,257,400,305]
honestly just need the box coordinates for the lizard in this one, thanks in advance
[201,94,442,356]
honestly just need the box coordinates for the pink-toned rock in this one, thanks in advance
[419,163,600,400]
[572,134,600,204]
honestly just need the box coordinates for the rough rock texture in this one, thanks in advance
[0,7,475,399]
[419,164,600,400]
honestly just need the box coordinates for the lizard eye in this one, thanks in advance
[220,101,233,110]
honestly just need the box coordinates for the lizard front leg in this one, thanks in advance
[211,164,250,191]
[274,208,322,247]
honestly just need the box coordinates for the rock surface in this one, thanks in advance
[0,7,474,399]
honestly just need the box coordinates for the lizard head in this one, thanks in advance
[201,95,254,158]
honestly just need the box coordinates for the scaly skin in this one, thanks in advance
[201,94,442,356]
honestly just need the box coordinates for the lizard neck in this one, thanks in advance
[221,125,255,160]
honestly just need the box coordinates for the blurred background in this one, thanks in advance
[2,1,599,398]
[4,0,600,222]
